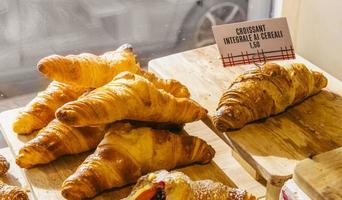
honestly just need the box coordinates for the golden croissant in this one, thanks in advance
[37,43,190,98]
[61,122,215,200]
[138,70,190,98]
[213,63,328,131]
[12,81,88,134]
[15,119,106,169]
[0,181,28,200]
[38,44,140,88]
[56,72,207,127]
[124,170,256,200]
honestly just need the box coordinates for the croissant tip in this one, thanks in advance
[37,62,46,74]
[212,117,229,132]
[117,43,133,52]
[12,117,35,134]
[61,186,82,200]
[15,154,31,169]
[56,109,77,126]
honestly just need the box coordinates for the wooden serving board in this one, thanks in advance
[0,108,235,200]
[293,147,342,200]
[148,44,342,186]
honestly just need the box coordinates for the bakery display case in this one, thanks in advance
[0,0,341,200]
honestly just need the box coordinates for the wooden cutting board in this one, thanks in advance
[148,45,342,186]
[0,108,235,200]
[293,147,342,200]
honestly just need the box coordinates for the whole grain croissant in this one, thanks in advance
[124,170,256,200]
[38,44,140,88]
[213,63,328,131]
[15,119,106,169]
[61,122,215,200]
[12,81,88,134]
[56,72,207,127]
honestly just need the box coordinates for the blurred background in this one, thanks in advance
[0,0,275,99]
[0,0,275,146]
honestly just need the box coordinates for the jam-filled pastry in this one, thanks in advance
[213,63,327,131]
[124,170,256,200]
[61,122,215,200]
[56,72,207,127]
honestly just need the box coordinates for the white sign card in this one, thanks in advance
[212,17,295,67]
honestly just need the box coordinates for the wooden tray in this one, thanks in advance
[293,147,342,200]
[149,45,342,197]
[0,108,235,200]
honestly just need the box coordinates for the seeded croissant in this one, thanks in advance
[213,63,328,131]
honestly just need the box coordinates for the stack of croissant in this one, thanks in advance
[11,44,254,200]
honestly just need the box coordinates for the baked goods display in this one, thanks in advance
[61,123,214,200]
[8,44,243,199]
[124,170,256,200]
[56,72,206,127]
[213,63,328,131]
[12,81,88,134]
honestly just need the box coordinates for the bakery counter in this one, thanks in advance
[0,44,266,199]
[149,44,342,200]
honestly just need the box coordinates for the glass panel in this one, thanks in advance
[0,0,272,99]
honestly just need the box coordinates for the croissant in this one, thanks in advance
[125,120,184,132]
[0,154,9,176]
[137,70,190,98]
[213,63,328,131]
[61,122,215,200]
[37,41,190,98]
[56,72,207,127]
[37,44,140,88]
[0,181,28,200]
[15,119,106,169]
[124,170,256,200]
[12,81,88,134]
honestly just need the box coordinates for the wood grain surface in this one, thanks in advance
[148,44,342,185]
[293,147,342,200]
[0,108,235,200]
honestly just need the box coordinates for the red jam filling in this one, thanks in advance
[136,181,166,200]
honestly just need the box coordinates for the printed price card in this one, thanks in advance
[212,17,295,67]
